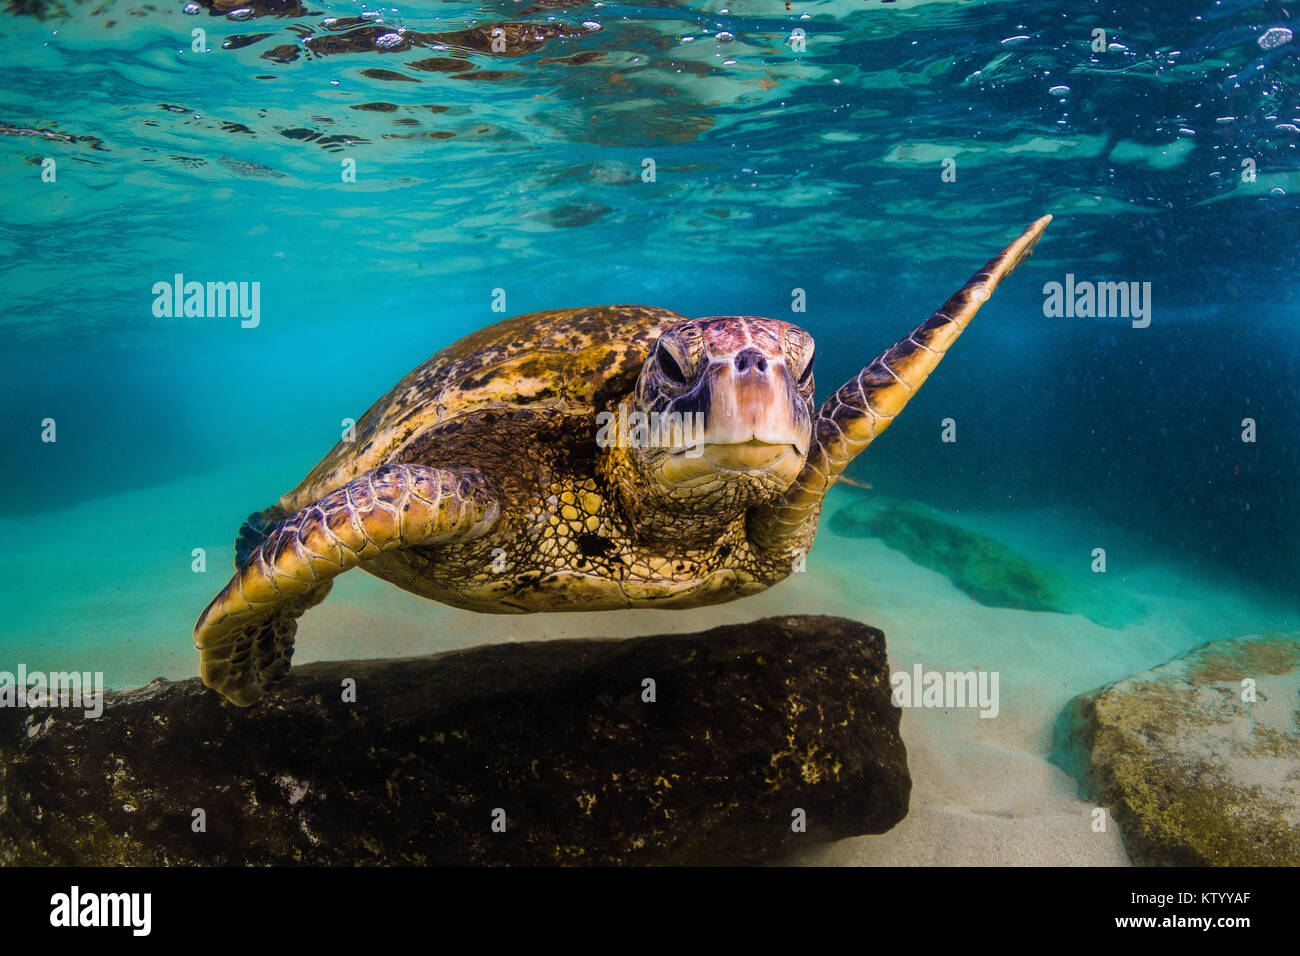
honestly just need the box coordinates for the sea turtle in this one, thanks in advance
[195,215,1051,705]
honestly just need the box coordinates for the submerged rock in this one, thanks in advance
[0,615,908,866]
[830,496,1143,628]
[1052,633,1300,865]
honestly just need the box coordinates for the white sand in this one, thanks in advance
[1,463,1293,867]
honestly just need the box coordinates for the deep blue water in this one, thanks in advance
[0,0,1297,685]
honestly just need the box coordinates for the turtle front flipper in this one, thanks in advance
[752,215,1051,554]
[234,503,289,568]
[194,463,500,706]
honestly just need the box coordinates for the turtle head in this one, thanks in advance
[622,316,815,512]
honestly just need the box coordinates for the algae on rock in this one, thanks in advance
[1052,633,1300,866]
[829,496,1143,629]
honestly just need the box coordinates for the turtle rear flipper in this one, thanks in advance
[194,463,500,706]
[234,504,289,568]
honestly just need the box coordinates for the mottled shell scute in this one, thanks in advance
[281,305,687,511]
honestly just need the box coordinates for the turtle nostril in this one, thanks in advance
[733,348,768,374]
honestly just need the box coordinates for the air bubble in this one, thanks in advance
[1258,27,1293,50]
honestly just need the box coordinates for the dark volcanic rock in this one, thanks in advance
[0,616,908,865]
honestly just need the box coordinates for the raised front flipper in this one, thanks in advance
[753,215,1051,554]
[194,463,499,706]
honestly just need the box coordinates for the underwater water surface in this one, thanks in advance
[0,0,1297,866]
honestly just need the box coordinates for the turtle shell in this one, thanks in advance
[280,304,687,512]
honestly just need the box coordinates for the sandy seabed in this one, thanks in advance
[0,455,1292,866]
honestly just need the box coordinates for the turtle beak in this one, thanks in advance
[700,349,810,457]
[684,440,806,491]
[660,349,811,486]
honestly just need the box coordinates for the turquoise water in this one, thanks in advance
[1,0,1297,698]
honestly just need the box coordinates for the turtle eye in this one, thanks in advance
[656,341,687,384]
[797,350,815,386]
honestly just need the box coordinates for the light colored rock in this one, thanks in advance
[1054,633,1300,866]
